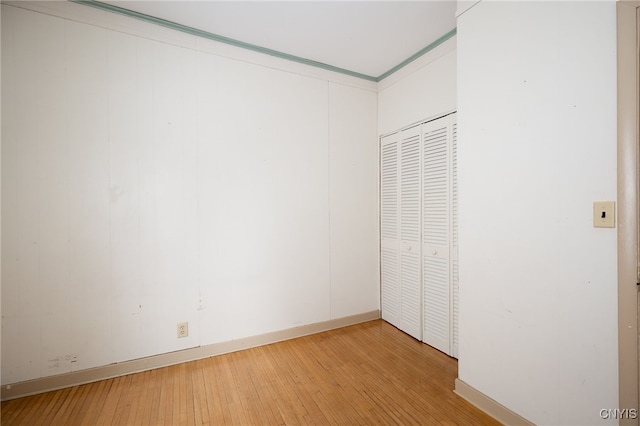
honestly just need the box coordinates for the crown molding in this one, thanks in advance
[69,0,455,84]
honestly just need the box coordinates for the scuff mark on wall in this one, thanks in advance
[47,354,78,372]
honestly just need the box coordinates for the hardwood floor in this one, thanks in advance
[1,320,499,425]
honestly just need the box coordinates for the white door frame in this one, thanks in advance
[617,2,640,424]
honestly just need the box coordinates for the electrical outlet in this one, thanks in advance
[177,322,188,338]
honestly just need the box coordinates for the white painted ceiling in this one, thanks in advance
[100,1,457,78]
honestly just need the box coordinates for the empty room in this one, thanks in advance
[1,1,636,425]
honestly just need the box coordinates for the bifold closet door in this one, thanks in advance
[380,133,400,328]
[380,126,422,341]
[380,113,458,354]
[398,125,422,340]
[421,117,452,354]
[451,118,459,358]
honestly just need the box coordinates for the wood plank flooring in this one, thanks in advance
[1,320,499,425]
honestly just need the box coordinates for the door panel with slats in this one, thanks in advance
[421,117,451,353]
[423,256,449,352]
[380,113,458,356]
[380,134,400,326]
[401,251,421,338]
[381,248,400,321]
[400,129,421,244]
[451,118,459,358]
[381,140,398,242]
[399,126,422,339]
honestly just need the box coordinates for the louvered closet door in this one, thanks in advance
[451,115,459,358]
[421,116,452,354]
[380,133,401,327]
[399,125,422,340]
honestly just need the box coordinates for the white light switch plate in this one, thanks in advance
[593,201,615,228]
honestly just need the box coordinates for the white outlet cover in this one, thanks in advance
[177,322,189,338]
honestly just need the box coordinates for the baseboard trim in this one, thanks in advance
[2,310,380,401]
[454,379,535,426]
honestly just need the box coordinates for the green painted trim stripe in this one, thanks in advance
[70,0,377,81]
[376,28,457,82]
[70,0,455,83]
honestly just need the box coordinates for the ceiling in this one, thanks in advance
[98,1,457,80]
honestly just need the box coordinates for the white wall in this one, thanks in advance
[378,37,456,135]
[457,2,618,425]
[1,3,379,384]
[329,84,379,319]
